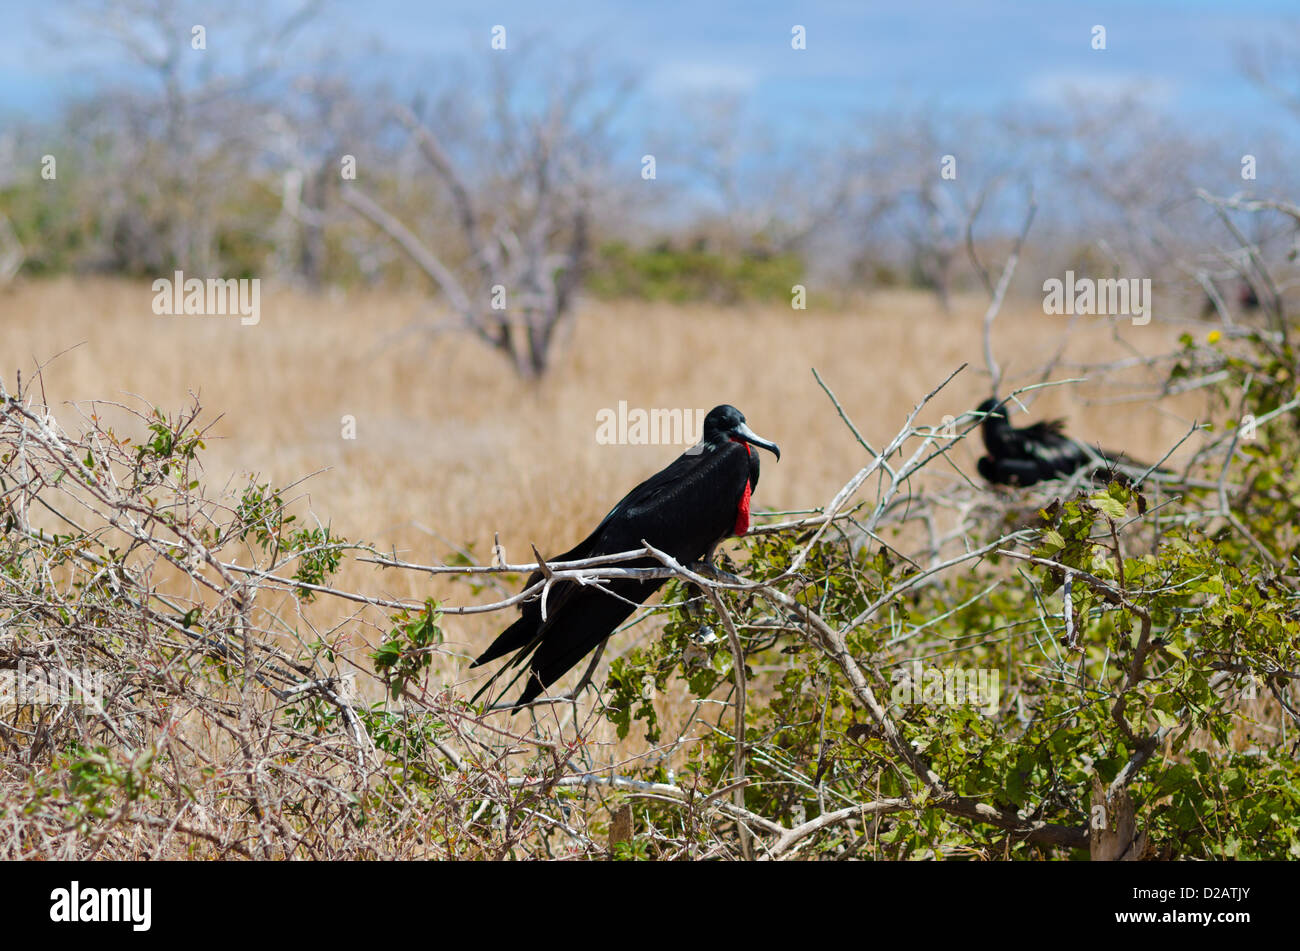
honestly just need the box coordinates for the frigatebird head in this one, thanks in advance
[976,396,1005,419]
[703,405,780,460]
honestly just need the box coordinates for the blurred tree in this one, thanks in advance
[343,54,629,378]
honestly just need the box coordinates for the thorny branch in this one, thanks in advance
[0,325,1286,859]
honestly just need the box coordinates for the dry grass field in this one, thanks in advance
[1,277,1203,697]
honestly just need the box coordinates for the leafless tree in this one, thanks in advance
[341,57,629,378]
[1238,26,1300,121]
[0,134,22,283]
[261,76,391,287]
[48,0,321,275]
[665,96,856,259]
[0,214,22,285]
[842,110,1029,307]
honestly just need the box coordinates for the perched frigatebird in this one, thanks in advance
[470,404,780,711]
[974,396,1152,487]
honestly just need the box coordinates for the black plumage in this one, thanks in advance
[470,404,779,710]
[975,396,1149,487]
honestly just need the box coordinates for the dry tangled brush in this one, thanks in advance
[1,332,1296,860]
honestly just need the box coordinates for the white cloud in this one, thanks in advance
[1026,71,1177,108]
[647,62,760,97]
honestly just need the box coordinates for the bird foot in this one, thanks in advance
[687,561,740,584]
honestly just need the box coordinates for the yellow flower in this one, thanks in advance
[1207,330,1222,344]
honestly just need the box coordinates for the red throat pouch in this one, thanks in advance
[729,441,754,535]
[733,480,752,536]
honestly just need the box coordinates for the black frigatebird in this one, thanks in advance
[470,404,780,710]
[974,396,1154,487]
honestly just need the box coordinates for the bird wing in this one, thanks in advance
[468,527,602,671]
[979,454,1051,486]
[1011,422,1091,476]
[471,442,753,707]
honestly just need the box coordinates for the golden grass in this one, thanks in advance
[2,277,1202,690]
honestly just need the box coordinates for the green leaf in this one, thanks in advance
[1090,494,1126,519]
[1040,529,1066,552]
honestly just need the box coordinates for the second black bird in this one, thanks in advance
[975,396,1152,487]
[470,404,780,710]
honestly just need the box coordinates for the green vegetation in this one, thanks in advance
[587,240,805,305]
[1,319,1297,859]
[594,328,1300,858]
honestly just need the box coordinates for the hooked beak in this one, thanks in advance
[735,422,781,461]
[981,403,1008,422]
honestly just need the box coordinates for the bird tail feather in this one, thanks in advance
[469,614,537,669]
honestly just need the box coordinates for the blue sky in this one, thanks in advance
[1,1,1296,148]
[2,2,1295,109]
